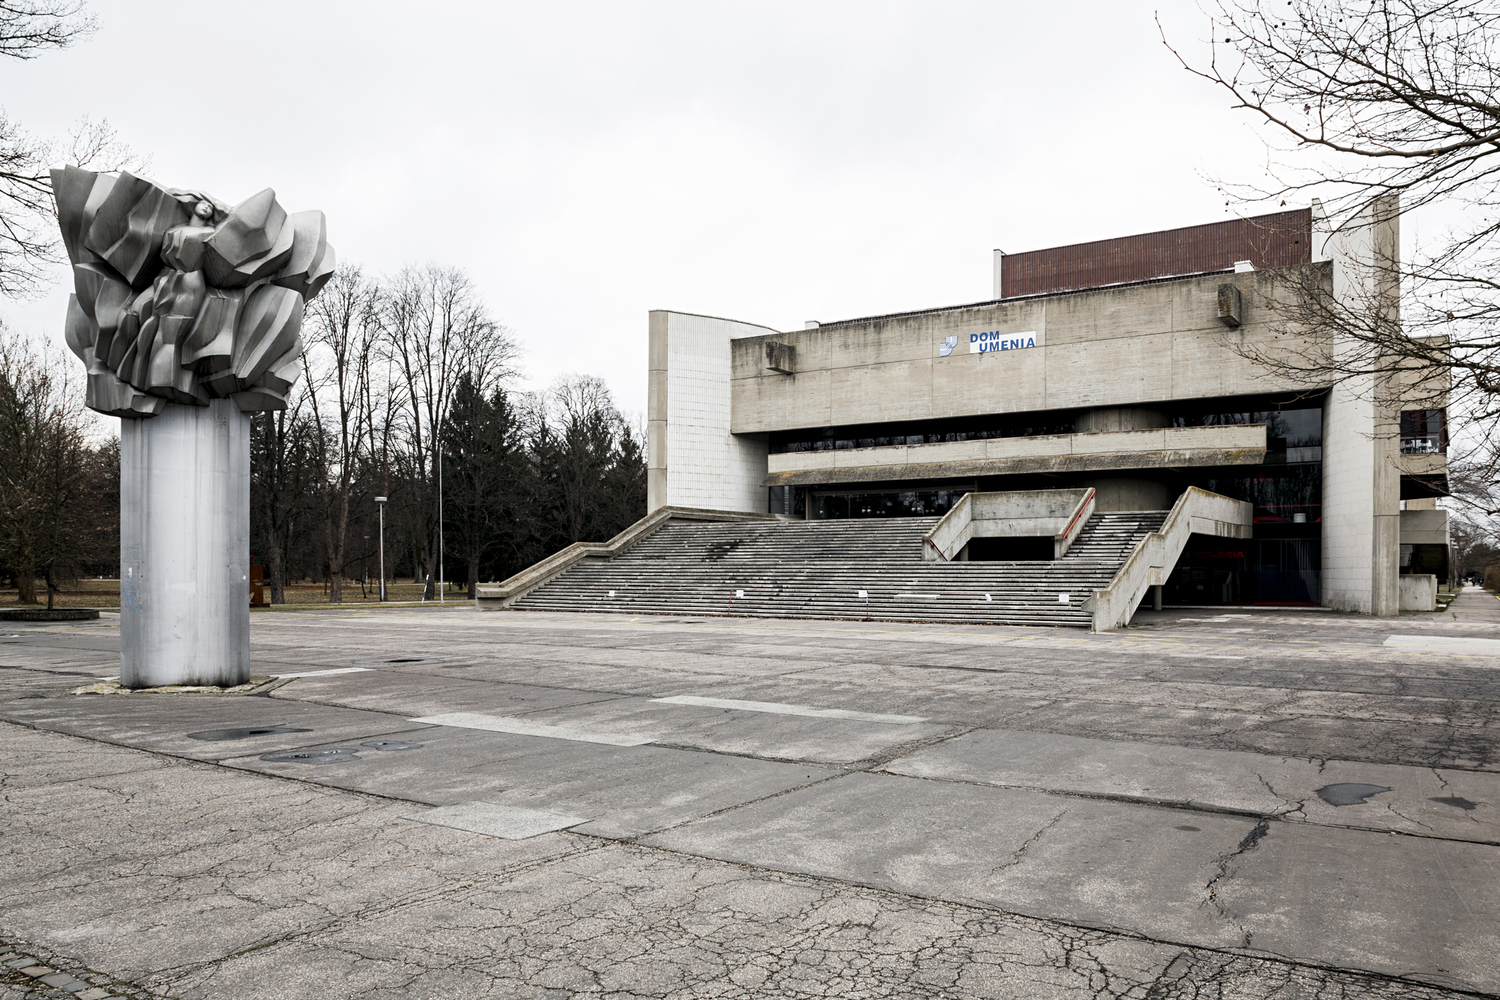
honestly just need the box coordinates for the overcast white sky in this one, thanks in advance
[2,1,1293,418]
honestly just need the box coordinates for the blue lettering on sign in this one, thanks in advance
[968,330,1038,354]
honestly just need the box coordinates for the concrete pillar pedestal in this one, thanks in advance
[119,399,251,688]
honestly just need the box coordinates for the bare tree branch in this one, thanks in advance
[0,0,93,60]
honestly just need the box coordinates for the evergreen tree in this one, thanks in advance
[441,374,524,597]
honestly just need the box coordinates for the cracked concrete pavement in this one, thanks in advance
[2,589,1500,997]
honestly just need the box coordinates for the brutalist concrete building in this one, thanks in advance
[646,204,1451,615]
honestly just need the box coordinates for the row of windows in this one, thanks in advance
[769,395,1327,456]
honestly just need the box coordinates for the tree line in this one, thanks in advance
[0,262,646,604]
[253,262,645,602]
[0,329,116,607]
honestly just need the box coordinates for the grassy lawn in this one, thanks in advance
[0,579,471,608]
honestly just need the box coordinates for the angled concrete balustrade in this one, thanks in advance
[922,488,1095,562]
[475,506,778,610]
[1084,487,1253,632]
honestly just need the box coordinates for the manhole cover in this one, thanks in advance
[361,740,423,751]
[260,748,360,764]
[187,726,312,741]
[1316,783,1392,807]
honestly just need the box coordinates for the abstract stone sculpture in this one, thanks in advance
[54,167,333,688]
[53,166,334,418]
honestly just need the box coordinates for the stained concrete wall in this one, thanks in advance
[647,311,773,514]
[1400,508,1450,546]
[1082,477,1174,512]
[729,267,1324,435]
[1398,574,1437,612]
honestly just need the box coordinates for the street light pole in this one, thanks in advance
[438,447,444,604]
[375,496,387,603]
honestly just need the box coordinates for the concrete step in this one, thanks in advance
[511,511,1165,628]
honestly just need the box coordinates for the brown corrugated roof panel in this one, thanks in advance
[1000,209,1312,299]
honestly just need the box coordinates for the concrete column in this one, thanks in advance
[1318,195,1403,614]
[647,311,669,513]
[120,399,250,687]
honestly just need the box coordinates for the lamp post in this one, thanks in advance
[438,448,444,604]
[375,496,387,603]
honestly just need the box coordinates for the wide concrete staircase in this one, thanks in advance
[511,512,1167,627]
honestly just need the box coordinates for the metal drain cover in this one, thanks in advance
[260,748,360,764]
[187,726,312,741]
[361,740,423,751]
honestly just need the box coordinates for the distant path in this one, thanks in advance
[1448,585,1500,626]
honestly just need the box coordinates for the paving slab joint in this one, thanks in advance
[0,940,154,1000]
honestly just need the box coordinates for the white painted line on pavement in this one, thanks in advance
[1384,634,1500,657]
[1165,653,1246,660]
[403,801,586,839]
[650,695,928,725]
[271,667,373,678]
[407,712,653,746]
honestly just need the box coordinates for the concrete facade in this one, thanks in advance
[647,311,773,514]
[728,270,1307,434]
[647,204,1445,616]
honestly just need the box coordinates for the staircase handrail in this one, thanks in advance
[1085,487,1253,632]
[922,493,972,561]
[1053,487,1096,559]
[475,505,778,609]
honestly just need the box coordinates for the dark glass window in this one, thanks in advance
[771,413,1076,455]
[1400,409,1447,454]
[1197,465,1322,525]
[771,392,1325,458]
[1168,402,1322,460]
[813,490,968,519]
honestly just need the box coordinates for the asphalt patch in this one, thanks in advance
[361,739,423,751]
[187,726,312,741]
[260,748,361,765]
[1429,795,1480,811]
[1316,783,1392,806]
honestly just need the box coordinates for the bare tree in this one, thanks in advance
[303,265,381,602]
[0,1,94,59]
[0,2,136,298]
[0,327,111,606]
[250,386,318,605]
[380,265,517,598]
[1166,1,1500,514]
